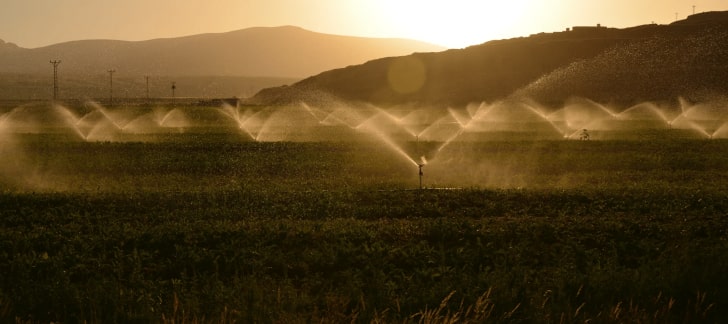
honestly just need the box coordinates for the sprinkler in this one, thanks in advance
[418,163,424,189]
[416,134,424,189]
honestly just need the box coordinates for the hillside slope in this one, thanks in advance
[249,11,728,107]
[515,26,728,107]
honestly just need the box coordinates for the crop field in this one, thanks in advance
[1,102,728,323]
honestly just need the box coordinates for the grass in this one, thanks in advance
[0,134,727,322]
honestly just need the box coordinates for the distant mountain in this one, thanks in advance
[0,26,444,100]
[0,39,21,52]
[0,26,444,78]
[249,11,728,108]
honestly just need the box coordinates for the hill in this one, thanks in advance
[249,11,728,108]
[0,26,444,78]
[0,26,444,100]
[516,15,728,107]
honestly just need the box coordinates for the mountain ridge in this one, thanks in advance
[248,11,728,108]
[0,26,445,78]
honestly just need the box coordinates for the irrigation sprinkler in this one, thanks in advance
[415,134,425,189]
[418,163,424,189]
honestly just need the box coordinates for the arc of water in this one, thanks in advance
[239,107,278,141]
[300,102,333,124]
[466,101,492,120]
[0,111,13,125]
[85,101,129,130]
[711,121,728,139]
[520,98,620,137]
[616,102,671,125]
[54,105,90,140]
[582,98,620,118]
[255,105,322,142]
[678,97,692,116]
[415,114,463,142]
[683,119,712,138]
[434,128,465,154]
[398,109,446,137]
[447,107,473,128]
[336,105,363,126]
[521,104,571,137]
[216,104,261,137]
[366,108,418,137]
[219,103,241,123]
[469,101,499,122]
[321,110,354,127]
[370,129,419,166]
[95,108,125,130]
[307,100,368,127]
[0,111,14,128]
[670,105,714,138]
[355,110,398,131]
[158,109,179,127]
[0,106,31,128]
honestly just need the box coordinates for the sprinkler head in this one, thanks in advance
[417,164,425,190]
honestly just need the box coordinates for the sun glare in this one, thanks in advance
[374,0,537,48]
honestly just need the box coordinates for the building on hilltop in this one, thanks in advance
[570,24,611,33]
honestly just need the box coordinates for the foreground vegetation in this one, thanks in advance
[1,135,727,322]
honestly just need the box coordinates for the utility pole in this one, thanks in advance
[145,75,150,100]
[50,60,61,101]
[171,82,176,98]
[675,12,678,21]
[108,69,116,107]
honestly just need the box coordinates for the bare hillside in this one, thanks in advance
[249,11,728,107]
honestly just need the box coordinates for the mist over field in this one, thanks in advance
[2,92,728,193]
[2,10,728,324]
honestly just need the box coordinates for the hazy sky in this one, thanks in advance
[2,0,727,49]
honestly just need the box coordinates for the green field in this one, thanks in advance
[1,127,728,322]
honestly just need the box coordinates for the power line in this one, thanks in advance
[50,60,61,101]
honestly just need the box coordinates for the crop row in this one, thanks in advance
[1,188,727,322]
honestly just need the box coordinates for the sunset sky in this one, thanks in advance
[2,0,727,49]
